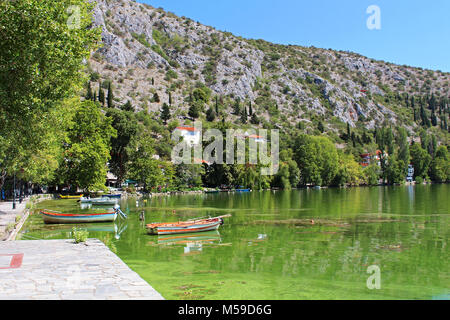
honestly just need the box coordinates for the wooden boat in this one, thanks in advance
[59,194,83,199]
[40,210,117,224]
[146,215,231,235]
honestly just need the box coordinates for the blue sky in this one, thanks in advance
[140,0,450,72]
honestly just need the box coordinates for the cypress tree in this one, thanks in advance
[240,107,247,124]
[215,96,219,114]
[346,122,351,141]
[86,81,93,101]
[249,101,253,116]
[188,103,200,119]
[250,113,260,125]
[233,98,241,115]
[160,103,171,124]
[318,121,324,133]
[168,92,172,106]
[107,82,113,108]
[98,85,105,106]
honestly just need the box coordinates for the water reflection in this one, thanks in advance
[22,185,449,300]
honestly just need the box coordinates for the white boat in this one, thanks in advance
[79,197,119,205]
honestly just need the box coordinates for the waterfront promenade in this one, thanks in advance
[0,239,164,300]
[0,200,27,241]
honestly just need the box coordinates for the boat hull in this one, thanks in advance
[147,218,223,235]
[41,211,117,224]
[79,197,118,205]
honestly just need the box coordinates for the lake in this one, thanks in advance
[20,184,449,300]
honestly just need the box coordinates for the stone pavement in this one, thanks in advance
[0,239,164,300]
[0,200,27,240]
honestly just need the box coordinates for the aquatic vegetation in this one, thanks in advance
[72,227,89,244]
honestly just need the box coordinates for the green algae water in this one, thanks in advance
[20,185,449,300]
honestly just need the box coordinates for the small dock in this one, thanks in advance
[0,239,164,300]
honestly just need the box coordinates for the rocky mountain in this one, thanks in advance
[87,0,449,138]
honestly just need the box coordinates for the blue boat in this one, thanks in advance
[235,189,251,192]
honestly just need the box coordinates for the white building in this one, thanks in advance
[407,165,414,182]
[176,127,201,146]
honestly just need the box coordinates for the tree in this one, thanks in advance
[107,82,114,108]
[121,100,134,112]
[188,102,200,119]
[215,96,220,115]
[250,113,260,125]
[0,0,100,188]
[106,107,140,185]
[364,164,380,186]
[127,130,164,191]
[153,92,160,103]
[333,152,364,186]
[318,121,325,133]
[346,122,351,141]
[410,143,431,180]
[430,146,449,182]
[385,156,406,185]
[86,82,93,101]
[61,101,116,191]
[160,103,171,124]
[98,85,105,106]
[206,108,216,122]
[240,107,248,124]
[397,127,410,167]
[0,0,100,123]
[293,134,339,186]
[233,98,241,115]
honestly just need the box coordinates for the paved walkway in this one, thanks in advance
[0,239,164,300]
[0,200,27,240]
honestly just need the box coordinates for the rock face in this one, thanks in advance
[87,0,449,131]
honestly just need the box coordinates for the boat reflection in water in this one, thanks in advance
[154,231,222,255]
[21,221,128,240]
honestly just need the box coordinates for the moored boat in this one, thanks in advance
[59,194,83,199]
[40,210,117,224]
[235,188,251,192]
[79,197,118,205]
[101,194,122,199]
[146,215,231,235]
[204,189,220,194]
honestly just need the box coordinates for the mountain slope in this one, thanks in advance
[87,0,449,139]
